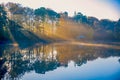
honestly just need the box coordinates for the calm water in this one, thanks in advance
[0,42,120,80]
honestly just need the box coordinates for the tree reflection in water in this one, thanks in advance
[0,43,120,80]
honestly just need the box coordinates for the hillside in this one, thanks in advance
[0,2,120,47]
[0,20,47,47]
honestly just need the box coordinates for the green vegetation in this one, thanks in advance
[114,19,120,39]
[0,2,120,45]
[0,4,47,45]
[0,5,9,41]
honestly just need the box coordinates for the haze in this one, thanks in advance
[0,0,120,20]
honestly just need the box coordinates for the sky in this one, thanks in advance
[0,0,120,21]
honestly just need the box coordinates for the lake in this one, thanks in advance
[0,42,120,80]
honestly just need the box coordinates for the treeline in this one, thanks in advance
[0,2,120,41]
[2,2,60,29]
[0,2,61,42]
[73,12,120,40]
[0,4,47,44]
[0,5,11,41]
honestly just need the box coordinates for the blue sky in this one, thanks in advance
[0,0,120,21]
[104,0,120,10]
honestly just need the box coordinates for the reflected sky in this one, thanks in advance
[0,43,120,80]
[22,57,120,80]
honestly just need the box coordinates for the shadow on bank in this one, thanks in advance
[0,20,48,48]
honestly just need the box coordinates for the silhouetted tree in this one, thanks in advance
[63,11,68,18]
[0,5,9,41]
[99,19,115,31]
[34,7,47,23]
[114,19,120,39]
[87,17,99,27]
[74,12,83,23]
[34,7,47,33]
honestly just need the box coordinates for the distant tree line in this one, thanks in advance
[0,2,120,41]
[73,12,120,40]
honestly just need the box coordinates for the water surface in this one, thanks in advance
[0,42,120,80]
